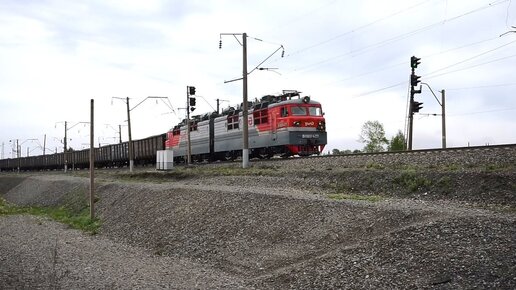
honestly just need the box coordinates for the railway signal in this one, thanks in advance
[408,56,423,151]
[410,74,421,87]
[189,86,196,95]
[411,101,423,113]
[410,56,421,69]
[189,97,196,111]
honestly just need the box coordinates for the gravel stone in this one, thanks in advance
[1,145,515,289]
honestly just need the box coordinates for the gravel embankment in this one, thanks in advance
[1,170,515,289]
[0,215,245,289]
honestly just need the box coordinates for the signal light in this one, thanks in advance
[189,97,196,107]
[411,101,423,113]
[411,74,421,87]
[189,86,196,95]
[219,40,222,49]
[410,56,421,69]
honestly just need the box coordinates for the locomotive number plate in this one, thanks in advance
[302,134,319,138]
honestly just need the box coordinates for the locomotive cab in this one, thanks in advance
[270,96,326,156]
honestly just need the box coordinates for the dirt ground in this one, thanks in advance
[0,165,515,289]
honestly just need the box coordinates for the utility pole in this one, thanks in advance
[64,121,68,172]
[57,121,88,172]
[126,97,134,172]
[216,99,229,115]
[89,99,95,219]
[219,32,249,168]
[242,32,249,168]
[118,125,122,143]
[219,32,284,168]
[43,134,46,155]
[441,89,446,149]
[17,139,19,172]
[113,96,169,171]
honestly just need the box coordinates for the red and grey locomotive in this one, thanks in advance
[165,90,327,162]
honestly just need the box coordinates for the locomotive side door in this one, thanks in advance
[209,116,215,160]
[271,112,277,142]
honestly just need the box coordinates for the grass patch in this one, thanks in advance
[435,176,453,193]
[0,198,100,234]
[365,162,384,170]
[393,169,432,193]
[327,193,384,203]
[114,164,282,182]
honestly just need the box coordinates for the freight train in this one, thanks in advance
[0,90,327,171]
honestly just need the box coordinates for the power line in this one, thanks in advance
[425,39,516,78]
[424,52,516,80]
[325,35,502,86]
[285,0,437,58]
[449,107,516,116]
[353,40,516,98]
[447,82,516,90]
[286,0,509,74]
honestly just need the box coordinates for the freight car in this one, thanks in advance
[166,90,327,162]
[0,134,166,171]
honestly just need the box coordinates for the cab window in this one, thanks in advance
[309,107,322,116]
[291,106,307,116]
[280,107,288,117]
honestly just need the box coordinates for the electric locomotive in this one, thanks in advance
[165,90,327,162]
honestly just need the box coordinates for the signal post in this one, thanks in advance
[408,56,422,151]
[186,86,196,165]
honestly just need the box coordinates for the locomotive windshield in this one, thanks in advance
[290,105,322,116]
[309,107,322,116]
[291,106,307,116]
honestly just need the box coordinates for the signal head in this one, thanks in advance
[189,86,196,95]
[411,101,423,113]
[410,74,421,87]
[411,56,421,69]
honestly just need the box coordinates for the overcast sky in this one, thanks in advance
[1,0,515,158]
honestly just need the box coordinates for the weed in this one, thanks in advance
[365,162,384,170]
[0,198,100,234]
[435,176,453,193]
[393,170,432,193]
[444,164,460,171]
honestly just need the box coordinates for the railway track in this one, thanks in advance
[197,143,516,169]
[2,143,515,172]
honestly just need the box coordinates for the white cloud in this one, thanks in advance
[0,0,515,156]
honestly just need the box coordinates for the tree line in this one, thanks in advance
[331,120,406,155]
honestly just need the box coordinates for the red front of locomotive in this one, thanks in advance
[265,96,327,156]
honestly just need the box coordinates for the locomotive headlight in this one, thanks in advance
[293,121,301,127]
[317,121,325,131]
